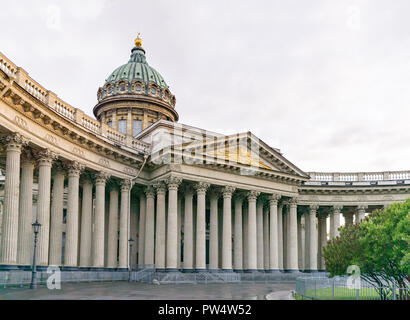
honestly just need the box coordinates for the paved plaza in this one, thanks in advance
[0,282,295,300]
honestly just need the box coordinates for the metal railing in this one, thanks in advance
[296,276,410,300]
[0,270,130,288]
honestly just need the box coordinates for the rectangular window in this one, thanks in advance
[118,119,126,134]
[107,121,112,128]
[133,120,142,136]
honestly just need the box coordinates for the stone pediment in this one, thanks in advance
[147,124,309,181]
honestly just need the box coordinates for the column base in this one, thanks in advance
[17,265,32,271]
[36,265,50,271]
[284,269,300,273]
[221,269,233,273]
[208,269,220,273]
[244,269,258,273]
[195,269,207,273]
[116,268,128,272]
[182,269,194,273]
[156,268,166,272]
[304,269,319,273]
[88,267,107,271]
[60,266,80,271]
[266,269,281,273]
[233,269,244,273]
[0,264,19,271]
[165,268,179,272]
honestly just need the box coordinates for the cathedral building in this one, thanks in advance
[0,36,409,273]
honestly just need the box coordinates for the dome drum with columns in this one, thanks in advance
[93,35,178,137]
[0,36,409,277]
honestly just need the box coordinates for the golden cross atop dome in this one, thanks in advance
[134,33,142,47]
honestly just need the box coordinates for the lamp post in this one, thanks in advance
[128,238,134,282]
[30,220,41,289]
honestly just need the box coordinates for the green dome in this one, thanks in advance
[105,47,168,89]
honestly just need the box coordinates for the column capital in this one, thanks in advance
[268,193,281,205]
[357,205,368,212]
[165,175,182,190]
[246,190,260,201]
[222,186,236,198]
[120,179,133,192]
[153,181,167,194]
[144,185,155,198]
[309,204,319,212]
[66,161,85,177]
[95,171,110,185]
[194,181,210,194]
[333,204,343,213]
[289,197,298,207]
[36,148,58,166]
[1,132,29,151]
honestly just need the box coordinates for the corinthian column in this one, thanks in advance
[17,151,34,266]
[92,172,109,268]
[154,181,167,271]
[64,161,83,268]
[183,186,194,271]
[247,190,260,272]
[0,133,26,267]
[243,203,248,270]
[79,177,93,267]
[309,205,319,272]
[48,166,65,266]
[165,176,182,271]
[144,186,155,265]
[318,212,327,271]
[356,205,367,223]
[287,197,299,272]
[222,186,235,271]
[332,205,343,238]
[277,202,284,271]
[233,195,243,272]
[36,149,56,266]
[107,186,119,268]
[138,194,146,266]
[209,189,219,271]
[256,200,264,271]
[304,211,310,271]
[263,206,270,271]
[119,179,132,269]
[194,181,210,272]
[268,194,280,272]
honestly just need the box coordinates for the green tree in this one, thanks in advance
[323,199,410,300]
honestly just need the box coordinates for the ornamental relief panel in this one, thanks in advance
[98,158,111,168]
[44,133,59,146]
[14,115,29,131]
[72,146,85,158]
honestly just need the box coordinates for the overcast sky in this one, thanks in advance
[1,0,409,173]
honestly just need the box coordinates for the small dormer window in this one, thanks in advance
[150,87,156,95]
[108,86,113,94]
[120,84,126,91]
[135,84,142,91]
